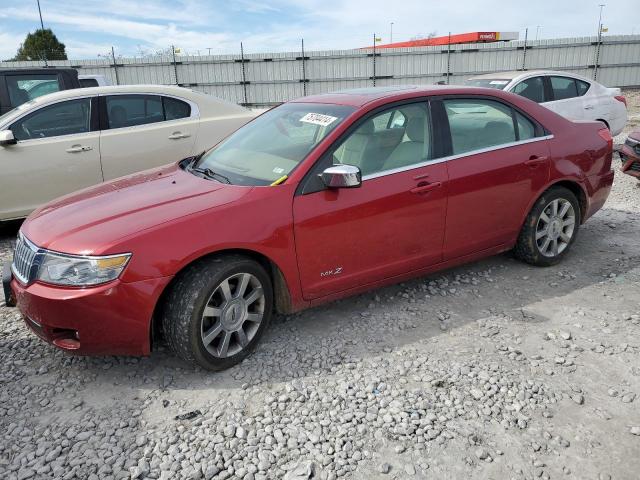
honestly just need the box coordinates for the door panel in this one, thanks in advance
[100,95,198,180]
[443,140,550,260]
[0,132,102,219]
[100,118,198,179]
[293,163,448,299]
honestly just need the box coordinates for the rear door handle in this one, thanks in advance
[410,181,442,195]
[66,145,92,153]
[524,156,548,168]
[168,132,190,140]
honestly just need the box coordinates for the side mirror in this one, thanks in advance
[320,164,362,189]
[0,130,16,146]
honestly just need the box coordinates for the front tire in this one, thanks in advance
[162,255,273,371]
[514,186,580,266]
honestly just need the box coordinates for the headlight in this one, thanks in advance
[37,251,131,287]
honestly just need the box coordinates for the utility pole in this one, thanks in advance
[36,0,44,30]
[390,22,394,43]
[594,4,606,80]
[207,47,212,55]
[535,25,541,41]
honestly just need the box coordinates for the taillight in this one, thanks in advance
[614,95,627,107]
[598,127,613,150]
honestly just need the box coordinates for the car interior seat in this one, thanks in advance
[109,105,128,128]
[481,121,515,148]
[382,116,426,170]
[337,120,376,173]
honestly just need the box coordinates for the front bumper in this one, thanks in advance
[10,274,172,356]
[619,144,640,179]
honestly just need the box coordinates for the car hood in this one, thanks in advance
[22,163,252,254]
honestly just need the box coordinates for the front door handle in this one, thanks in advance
[410,181,442,195]
[584,104,594,110]
[524,156,548,168]
[66,145,92,153]
[168,132,191,140]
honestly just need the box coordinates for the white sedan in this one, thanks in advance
[465,70,627,135]
[0,85,257,221]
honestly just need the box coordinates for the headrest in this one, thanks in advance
[405,116,425,142]
[356,119,375,135]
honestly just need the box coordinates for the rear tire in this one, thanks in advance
[162,255,273,371]
[514,186,580,267]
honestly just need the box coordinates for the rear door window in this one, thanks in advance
[6,74,62,106]
[106,95,163,129]
[512,77,545,103]
[550,76,578,101]
[11,98,91,141]
[443,99,516,154]
[105,95,191,128]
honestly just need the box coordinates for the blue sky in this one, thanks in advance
[0,0,637,60]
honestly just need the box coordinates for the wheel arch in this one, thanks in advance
[520,179,588,234]
[149,248,295,350]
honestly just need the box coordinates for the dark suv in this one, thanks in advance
[0,68,81,114]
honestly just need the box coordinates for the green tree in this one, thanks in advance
[13,29,67,61]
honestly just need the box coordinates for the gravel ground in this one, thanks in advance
[1,90,639,480]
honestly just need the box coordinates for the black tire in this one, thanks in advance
[162,255,273,371]
[514,186,581,267]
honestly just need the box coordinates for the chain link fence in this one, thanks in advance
[3,35,640,107]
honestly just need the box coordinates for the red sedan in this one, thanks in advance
[3,86,614,370]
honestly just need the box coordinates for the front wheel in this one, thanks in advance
[162,255,273,370]
[514,186,580,266]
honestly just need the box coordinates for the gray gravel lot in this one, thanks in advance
[0,90,639,480]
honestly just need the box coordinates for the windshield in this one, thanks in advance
[194,102,355,186]
[464,79,511,90]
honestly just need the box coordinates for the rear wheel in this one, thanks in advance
[162,255,273,370]
[514,186,580,266]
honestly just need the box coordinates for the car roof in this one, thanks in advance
[20,84,207,105]
[292,85,487,107]
[467,70,591,82]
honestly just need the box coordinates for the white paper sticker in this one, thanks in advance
[273,167,285,174]
[489,80,509,85]
[300,113,338,127]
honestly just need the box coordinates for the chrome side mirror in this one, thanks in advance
[0,130,16,146]
[320,164,362,189]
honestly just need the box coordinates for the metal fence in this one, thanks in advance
[3,35,640,107]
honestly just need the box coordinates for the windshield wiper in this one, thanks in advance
[190,166,231,184]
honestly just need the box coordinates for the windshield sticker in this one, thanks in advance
[273,167,285,174]
[489,80,509,85]
[300,113,338,127]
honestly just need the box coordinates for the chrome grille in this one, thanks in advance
[11,234,39,284]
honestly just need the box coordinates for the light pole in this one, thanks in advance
[597,4,605,35]
[36,0,44,30]
[535,25,542,41]
[390,22,394,44]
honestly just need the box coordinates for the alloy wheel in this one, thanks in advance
[200,272,265,358]
[535,198,576,257]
